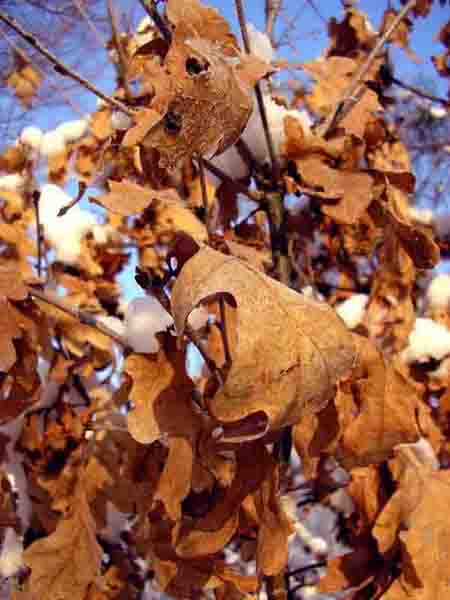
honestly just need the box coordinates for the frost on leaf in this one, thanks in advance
[171,244,356,432]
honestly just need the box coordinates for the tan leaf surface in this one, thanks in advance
[171,245,356,431]
[142,33,254,170]
[126,340,199,445]
[166,0,238,51]
[376,445,450,599]
[121,108,162,148]
[294,157,374,225]
[94,179,179,216]
[23,479,102,600]
[153,197,208,243]
[155,435,194,521]
[336,336,440,469]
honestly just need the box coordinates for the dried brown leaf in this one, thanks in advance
[94,179,179,216]
[171,245,356,432]
[24,479,102,600]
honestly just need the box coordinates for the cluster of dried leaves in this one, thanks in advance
[1,0,450,598]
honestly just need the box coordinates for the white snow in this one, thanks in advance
[240,95,312,165]
[39,183,97,263]
[111,111,133,131]
[247,23,274,64]
[0,173,24,192]
[427,274,450,310]
[97,315,126,338]
[40,129,66,157]
[429,105,447,119]
[124,296,174,353]
[402,317,450,364]
[336,294,369,329]
[408,206,434,226]
[19,125,43,150]
[0,529,24,578]
[396,437,439,470]
[56,118,89,144]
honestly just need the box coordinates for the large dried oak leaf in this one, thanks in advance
[171,245,356,431]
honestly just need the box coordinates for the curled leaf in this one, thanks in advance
[171,245,356,431]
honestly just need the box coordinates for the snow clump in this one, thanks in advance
[336,294,369,329]
[402,318,450,364]
[124,296,174,353]
[427,273,450,310]
[0,173,25,192]
[0,528,24,578]
[39,183,97,263]
[19,125,43,150]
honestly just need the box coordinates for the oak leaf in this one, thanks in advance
[375,444,450,599]
[94,179,179,216]
[171,245,356,432]
[126,339,200,445]
[23,479,102,600]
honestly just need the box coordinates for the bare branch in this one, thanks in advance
[57,181,87,216]
[318,0,417,137]
[265,0,282,40]
[72,0,108,49]
[107,0,133,101]
[391,74,449,107]
[28,285,129,349]
[0,9,135,116]
[32,190,43,279]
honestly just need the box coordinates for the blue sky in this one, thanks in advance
[2,0,449,135]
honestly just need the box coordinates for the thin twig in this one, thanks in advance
[202,158,262,203]
[58,181,87,216]
[28,285,129,348]
[72,0,108,49]
[107,0,133,101]
[0,10,135,116]
[265,0,282,40]
[197,155,209,231]
[0,25,84,116]
[138,0,172,44]
[32,190,43,279]
[391,74,449,107]
[234,0,280,180]
[218,296,232,369]
[318,0,417,137]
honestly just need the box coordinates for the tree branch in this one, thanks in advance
[28,285,129,349]
[107,0,133,101]
[0,10,135,116]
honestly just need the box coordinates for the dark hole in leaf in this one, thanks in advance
[163,110,182,135]
[185,56,209,76]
